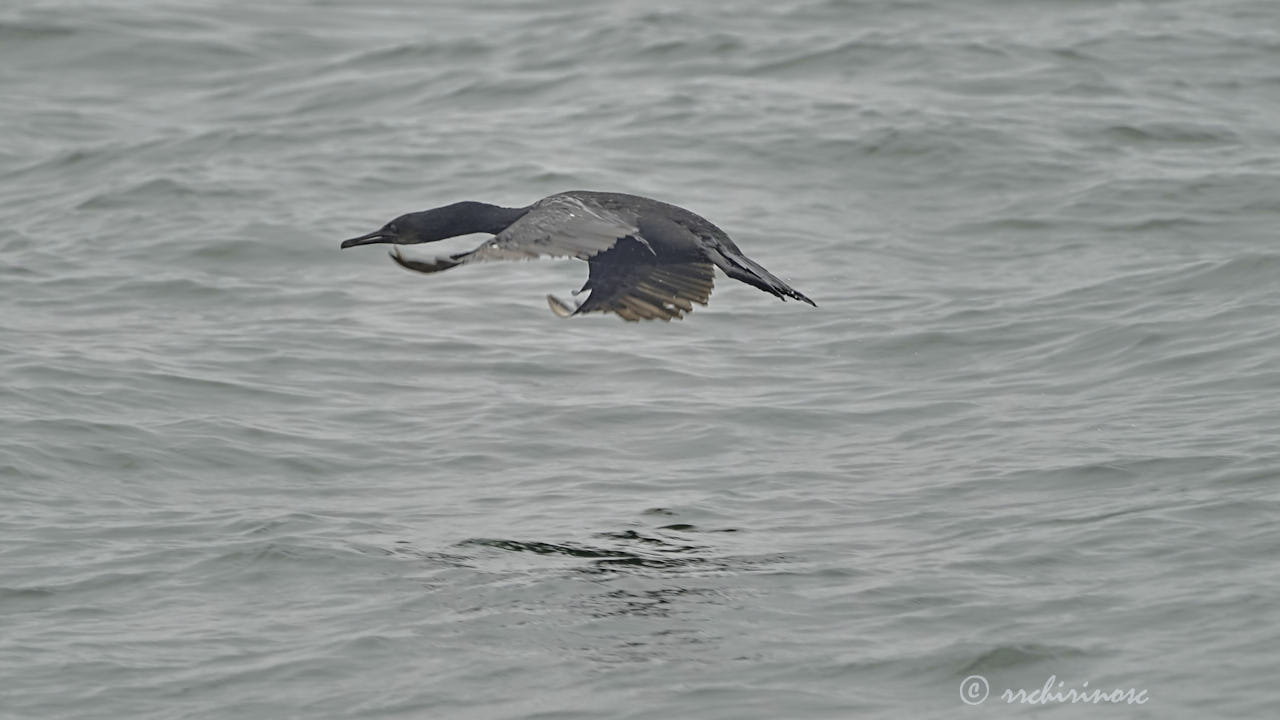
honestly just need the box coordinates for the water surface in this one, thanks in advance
[3,0,1279,717]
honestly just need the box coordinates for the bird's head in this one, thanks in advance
[340,202,513,248]
[340,207,454,248]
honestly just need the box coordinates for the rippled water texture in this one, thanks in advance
[3,0,1280,717]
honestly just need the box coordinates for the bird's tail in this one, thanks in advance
[708,248,817,307]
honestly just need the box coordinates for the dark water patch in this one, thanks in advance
[0,585,58,608]
[185,538,367,582]
[345,39,493,67]
[0,20,77,48]
[75,178,203,210]
[7,570,162,598]
[956,643,1095,676]
[575,586,728,620]
[1099,122,1241,145]
[73,175,255,213]
[595,529,707,551]
[744,37,908,76]
[460,538,631,560]
[1102,215,1212,233]
[457,528,778,578]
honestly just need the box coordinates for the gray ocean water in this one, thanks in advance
[4,0,1280,717]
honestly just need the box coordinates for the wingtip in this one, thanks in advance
[779,290,818,307]
[789,289,818,307]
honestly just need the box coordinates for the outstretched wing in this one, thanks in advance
[548,238,714,322]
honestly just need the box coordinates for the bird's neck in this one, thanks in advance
[468,203,529,235]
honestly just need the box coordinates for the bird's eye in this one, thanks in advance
[387,223,398,234]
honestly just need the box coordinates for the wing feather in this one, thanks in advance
[563,238,714,322]
[481,194,645,261]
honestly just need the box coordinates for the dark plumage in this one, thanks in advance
[339,190,816,322]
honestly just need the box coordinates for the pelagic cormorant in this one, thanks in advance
[340,190,816,321]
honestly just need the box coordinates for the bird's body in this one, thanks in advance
[340,190,815,321]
